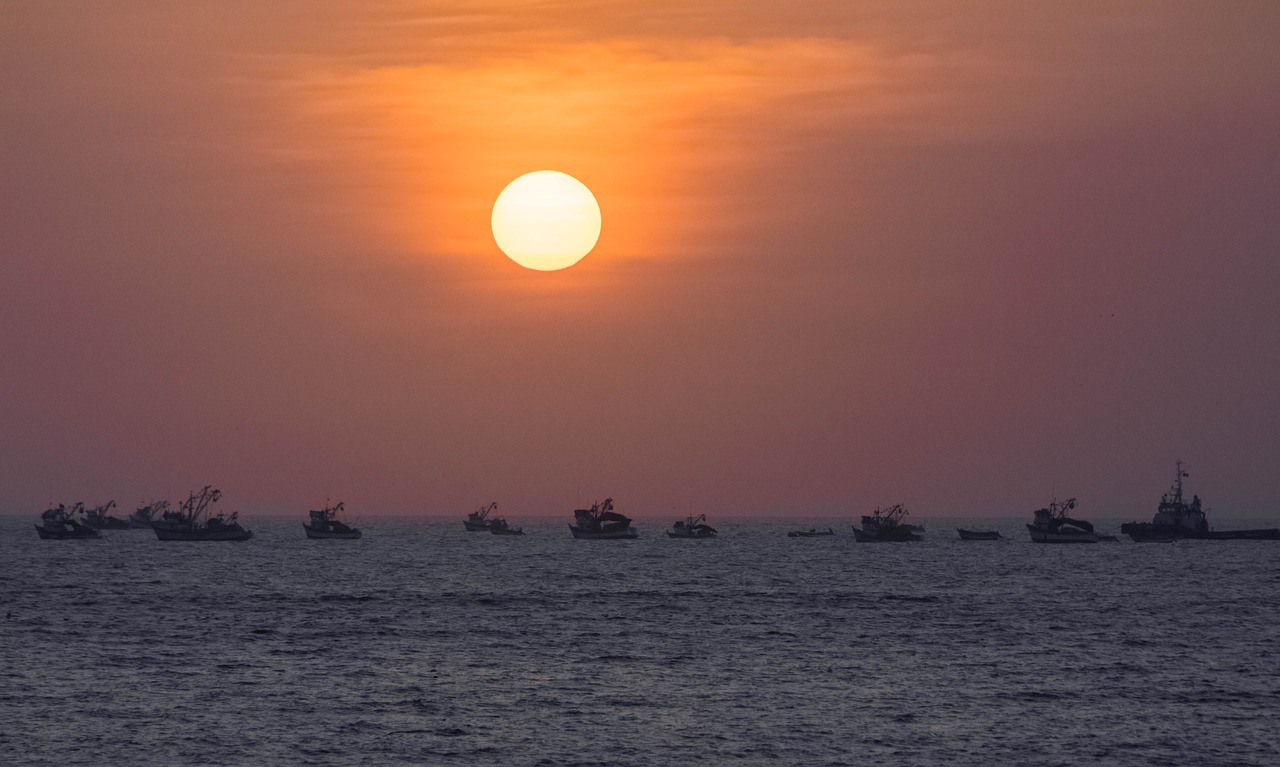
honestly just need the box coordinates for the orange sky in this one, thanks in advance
[3,2,1279,519]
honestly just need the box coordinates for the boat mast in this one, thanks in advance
[185,486,221,524]
[1171,459,1187,505]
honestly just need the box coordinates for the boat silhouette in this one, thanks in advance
[1026,498,1097,543]
[852,504,922,542]
[151,486,252,541]
[303,501,361,539]
[464,502,497,531]
[569,498,638,539]
[35,503,100,539]
[1121,461,1280,541]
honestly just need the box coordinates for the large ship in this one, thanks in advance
[852,504,922,542]
[151,486,253,541]
[35,503,101,539]
[464,502,497,531]
[569,498,638,539]
[1026,497,1097,543]
[1121,461,1280,541]
[303,501,361,539]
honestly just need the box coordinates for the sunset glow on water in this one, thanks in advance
[4,2,1279,765]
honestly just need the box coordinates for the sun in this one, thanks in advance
[491,171,601,271]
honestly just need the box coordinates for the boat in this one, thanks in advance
[860,510,924,535]
[957,528,1001,540]
[129,500,167,529]
[787,527,835,537]
[1121,461,1280,541]
[82,500,129,530]
[489,517,524,536]
[303,501,361,539]
[569,498,638,539]
[1026,497,1097,543]
[151,486,253,541]
[852,504,922,542]
[668,513,717,538]
[35,503,101,539]
[464,502,498,531]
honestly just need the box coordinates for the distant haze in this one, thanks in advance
[3,2,1278,519]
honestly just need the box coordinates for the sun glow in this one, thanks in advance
[281,38,874,267]
[491,171,602,271]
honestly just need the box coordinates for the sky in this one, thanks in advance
[3,1,1279,520]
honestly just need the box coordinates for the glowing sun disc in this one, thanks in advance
[491,171,601,271]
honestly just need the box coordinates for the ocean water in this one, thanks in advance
[1,516,1277,767]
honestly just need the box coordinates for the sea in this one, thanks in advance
[2,515,1277,767]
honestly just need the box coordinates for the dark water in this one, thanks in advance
[2,516,1278,766]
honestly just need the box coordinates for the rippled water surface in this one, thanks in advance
[2,516,1278,766]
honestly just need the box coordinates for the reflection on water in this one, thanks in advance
[1,517,1276,766]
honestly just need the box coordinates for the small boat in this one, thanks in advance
[464,502,497,531]
[957,528,1001,540]
[1026,497,1097,543]
[82,500,130,530]
[129,500,167,529]
[489,517,524,536]
[303,502,361,539]
[787,527,835,537]
[569,498,638,539]
[852,504,922,542]
[151,486,253,541]
[35,503,101,539]
[1121,461,1280,541]
[668,513,717,538]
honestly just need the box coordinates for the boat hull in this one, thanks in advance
[303,524,361,539]
[463,521,490,531]
[1121,522,1280,542]
[852,526,921,542]
[1202,529,1280,540]
[35,525,100,540]
[957,528,1001,540]
[1026,524,1097,543]
[569,524,638,540]
[153,524,253,541]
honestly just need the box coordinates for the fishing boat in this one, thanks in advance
[1026,497,1097,543]
[668,513,717,538]
[489,517,524,536]
[303,501,361,539]
[1121,461,1280,541]
[464,502,497,531]
[129,500,167,529]
[787,527,835,537]
[852,504,922,542]
[957,528,1002,540]
[35,503,101,539]
[83,500,129,530]
[859,509,924,536]
[151,486,252,541]
[569,498,638,539]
